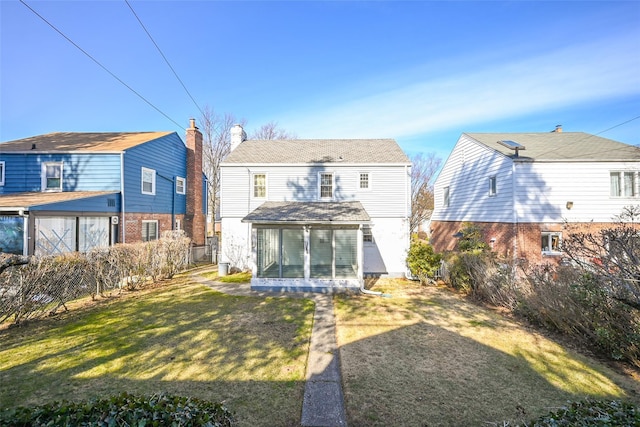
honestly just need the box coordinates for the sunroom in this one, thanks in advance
[243,201,370,293]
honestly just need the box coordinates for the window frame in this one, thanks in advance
[541,231,562,255]
[359,172,370,190]
[141,167,156,195]
[362,225,373,244]
[142,220,159,241]
[610,171,637,198]
[41,162,63,192]
[488,176,497,197]
[443,186,450,207]
[176,176,186,195]
[252,173,267,199]
[319,172,334,199]
[0,161,4,186]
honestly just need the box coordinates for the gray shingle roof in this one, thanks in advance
[465,132,640,161]
[0,132,173,152]
[0,191,119,209]
[242,201,370,224]
[224,139,410,164]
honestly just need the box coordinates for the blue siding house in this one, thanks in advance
[0,120,206,256]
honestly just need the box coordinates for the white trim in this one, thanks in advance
[488,175,497,197]
[41,161,63,192]
[318,172,334,200]
[142,219,159,241]
[141,167,156,195]
[176,176,186,195]
[541,231,562,255]
[358,172,371,191]
[252,172,268,199]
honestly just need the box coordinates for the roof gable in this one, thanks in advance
[0,131,175,153]
[223,139,410,164]
[465,132,640,161]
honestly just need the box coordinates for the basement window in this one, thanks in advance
[541,232,562,254]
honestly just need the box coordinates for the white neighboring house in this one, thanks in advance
[430,129,640,265]
[219,125,411,292]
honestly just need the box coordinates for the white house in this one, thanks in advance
[430,129,640,264]
[219,125,411,292]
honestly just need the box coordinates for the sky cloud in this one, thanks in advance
[282,34,640,140]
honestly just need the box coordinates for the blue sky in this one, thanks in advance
[1,1,639,159]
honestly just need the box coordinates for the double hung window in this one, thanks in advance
[42,162,63,192]
[142,167,156,195]
[610,171,637,198]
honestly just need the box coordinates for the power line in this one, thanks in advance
[593,114,640,137]
[125,0,205,118]
[19,0,185,131]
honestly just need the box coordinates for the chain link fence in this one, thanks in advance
[0,232,191,325]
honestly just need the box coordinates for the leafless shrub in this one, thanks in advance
[0,234,191,325]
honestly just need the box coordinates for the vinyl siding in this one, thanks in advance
[30,193,121,212]
[123,133,187,214]
[432,134,514,222]
[0,152,121,193]
[220,164,409,219]
[515,161,640,223]
[433,134,640,224]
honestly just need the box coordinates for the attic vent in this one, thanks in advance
[497,140,526,157]
[107,198,116,207]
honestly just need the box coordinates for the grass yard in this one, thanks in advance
[0,272,315,427]
[335,278,640,426]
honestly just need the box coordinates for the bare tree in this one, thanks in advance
[249,121,297,140]
[410,152,442,234]
[199,106,245,229]
[562,205,640,309]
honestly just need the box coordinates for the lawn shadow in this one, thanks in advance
[334,285,640,426]
[0,282,314,427]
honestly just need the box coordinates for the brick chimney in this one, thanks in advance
[230,124,246,151]
[185,118,205,245]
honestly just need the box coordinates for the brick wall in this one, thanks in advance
[121,213,184,242]
[185,119,206,246]
[430,220,636,266]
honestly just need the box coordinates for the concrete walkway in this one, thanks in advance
[191,271,348,427]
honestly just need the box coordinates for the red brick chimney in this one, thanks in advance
[185,118,205,245]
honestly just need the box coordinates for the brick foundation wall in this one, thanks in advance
[430,220,636,266]
[121,213,184,243]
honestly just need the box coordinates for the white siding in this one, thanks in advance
[432,134,514,222]
[220,162,411,275]
[364,217,409,276]
[433,133,640,225]
[515,161,640,223]
[221,164,410,218]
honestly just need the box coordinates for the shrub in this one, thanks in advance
[0,392,234,427]
[406,240,442,285]
[518,265,640,366]
[517,398,639,426]
[456,222,489,253]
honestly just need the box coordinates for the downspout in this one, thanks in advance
[157,173,176,230]
[512,160,518,262]
[121,152,126,243]
[404,163,413,280]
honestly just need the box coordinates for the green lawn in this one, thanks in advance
[335,278,640,426]
[3,273,639,427]
[0,274,315,427]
